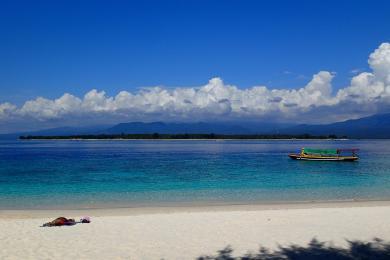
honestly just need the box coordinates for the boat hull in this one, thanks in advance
[288,154,358,161]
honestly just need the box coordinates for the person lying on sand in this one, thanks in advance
[42,216,90,227]
[42,217,75,227]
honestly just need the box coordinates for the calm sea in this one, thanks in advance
[1,139,390,209]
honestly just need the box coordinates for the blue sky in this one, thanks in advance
[1,0,389,103]
[1,0,390,132]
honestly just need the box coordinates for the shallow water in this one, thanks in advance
[1,139,390,209]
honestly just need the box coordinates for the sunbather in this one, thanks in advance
[42,217,76,227]
[42,216,91,227]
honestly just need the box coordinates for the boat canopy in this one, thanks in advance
[303,148,338,155]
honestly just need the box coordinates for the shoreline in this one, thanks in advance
[9,138,390,141]
[2,200,390,259]
[2,199,390,219]
[17,138,349,141]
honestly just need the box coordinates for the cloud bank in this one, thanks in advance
[1,43,390,132]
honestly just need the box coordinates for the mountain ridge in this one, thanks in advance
[3,113,390,139]
[281,113,390,138]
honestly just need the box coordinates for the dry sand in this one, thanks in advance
[1,201,390,259]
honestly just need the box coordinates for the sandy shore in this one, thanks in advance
[1,201,390,259]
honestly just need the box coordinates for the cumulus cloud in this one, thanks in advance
[0,102,17,119]
[336,43,390,106]
[2,42,390,132]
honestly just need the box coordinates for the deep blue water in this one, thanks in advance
[1,139,390,209]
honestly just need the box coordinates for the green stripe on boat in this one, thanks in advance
[303,148,338,155]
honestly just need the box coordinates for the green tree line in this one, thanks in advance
[19,133,344,140]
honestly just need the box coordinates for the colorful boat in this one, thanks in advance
[288,148,359,161]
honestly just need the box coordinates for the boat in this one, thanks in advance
[288,148,359,161]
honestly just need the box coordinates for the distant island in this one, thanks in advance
[19,133,344,140]
[3,113,390,140]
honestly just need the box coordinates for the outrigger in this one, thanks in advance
[289,148,359,161]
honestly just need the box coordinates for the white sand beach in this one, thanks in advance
[1,201,390,259]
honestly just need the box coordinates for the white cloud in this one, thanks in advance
[336,43,390,106]
[0,102,17,119]
[1,42,390,132]
[19,94,82,120]
[369,42,390,84]
[350,68,362,75]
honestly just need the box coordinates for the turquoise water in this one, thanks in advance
[1,139,390,209]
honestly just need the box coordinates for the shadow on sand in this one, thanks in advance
[198,238,390,260]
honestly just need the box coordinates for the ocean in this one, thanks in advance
[1,139,390,209]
